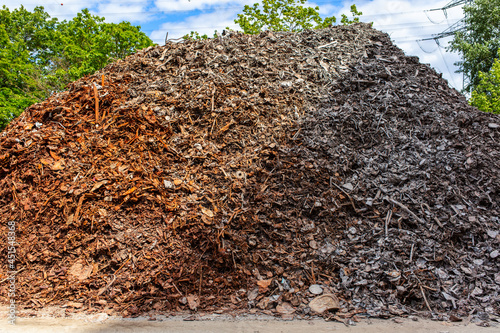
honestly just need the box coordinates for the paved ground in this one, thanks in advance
[0,314,498,333]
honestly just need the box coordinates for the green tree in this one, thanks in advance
[470,51,500,114]
[0,19,44,128]
[53,9,153,83]
[340,5,363,25]
[183,31,212,40]
[234,0,362,34]
[0,5,154,130]
[449,0,500,93]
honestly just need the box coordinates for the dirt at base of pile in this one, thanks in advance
[0,23,499,321]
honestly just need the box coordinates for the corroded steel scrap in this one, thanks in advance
[0,23,498,320]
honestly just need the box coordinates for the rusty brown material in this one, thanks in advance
[94,83,99,123]
[0,23,498,321]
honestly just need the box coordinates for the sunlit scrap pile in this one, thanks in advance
[0,23,499,321]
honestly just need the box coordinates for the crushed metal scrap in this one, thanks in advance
[1,23,499,322]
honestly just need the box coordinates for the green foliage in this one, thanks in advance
[0,89,36,129]
[186,1,362,42]
[449,0,500,93]
[340,5,363,25]
[0,5,154,130]
[470,52,500,114]
[53,9,153,83]
[0,20,42,128]
[183,31,210,40]
[235,0,339,34]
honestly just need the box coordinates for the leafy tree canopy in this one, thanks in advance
[0,5,154,129]
[0,9,46,129]
[184,1,362,40]
[54,9,153,83]
[235,0,362,34]
[449,0,500,93]
[470,50,500,114]
[183,30,216,41]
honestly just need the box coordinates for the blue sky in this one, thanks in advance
[0,0,465,90]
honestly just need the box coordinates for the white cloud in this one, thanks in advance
[96,3,151,23]
[0,0,100,19]
[315,4,339,16]
[0,1,151,23]
[150,7,240,42]
[153,0,251,12]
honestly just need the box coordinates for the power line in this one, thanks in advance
[421,0,471,41]
[413,0,469,90]
[420,18,466,41]
[375,21,461,30]
[438,44,458,87]
[427,0,470,13]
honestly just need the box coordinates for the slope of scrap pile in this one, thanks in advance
[1,23,499,321]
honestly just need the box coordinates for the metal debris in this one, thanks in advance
[0,23,498,320]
